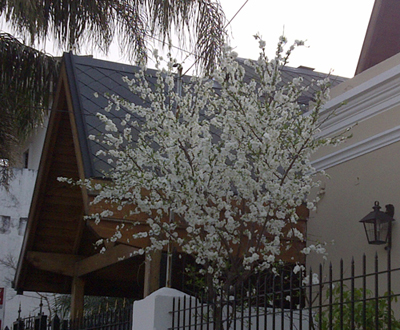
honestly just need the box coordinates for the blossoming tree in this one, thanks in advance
[78,36,345,298]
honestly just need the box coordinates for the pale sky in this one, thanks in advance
[1,0,376,78]
[219,0,375,78]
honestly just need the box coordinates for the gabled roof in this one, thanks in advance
[14,52,344,298]
[238,58,347,105]
[65,54,347,180]
[63,54,159,178]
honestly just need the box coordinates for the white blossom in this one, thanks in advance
[75,37,348,292]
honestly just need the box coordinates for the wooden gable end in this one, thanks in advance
[15,66,86,293]
[14,64,146,299]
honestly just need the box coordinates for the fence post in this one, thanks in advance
[51,315,60,330]
[132,287,196,330]
[34,315,47,330]
[13,319,24,330]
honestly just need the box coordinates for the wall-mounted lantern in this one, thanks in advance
[359,201,394,248]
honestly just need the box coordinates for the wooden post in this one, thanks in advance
[143,249,162,297]
[71,276,85,320]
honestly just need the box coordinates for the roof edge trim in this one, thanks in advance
[63,52,94,178]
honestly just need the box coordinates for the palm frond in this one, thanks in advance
[0,32,60,159]
[0,0,226,166]
[1,0,226,71]
[147,0,226,72]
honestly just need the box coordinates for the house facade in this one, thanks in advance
[308,0,400,283]
[310,50,400,262]
[0,124,47,327]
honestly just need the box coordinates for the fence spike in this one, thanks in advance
[351,256,355,328]
[340,258,344,330]
[375,251,379,330]
[329,261,333,330]
[318,263,323,330]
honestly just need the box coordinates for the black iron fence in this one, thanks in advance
[170,253,400,329]
[12,314,47,330]
[67,305,133,330]
[12,304,133,330]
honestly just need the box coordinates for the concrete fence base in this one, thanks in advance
[132,287,196,330]
[132,287,313,330]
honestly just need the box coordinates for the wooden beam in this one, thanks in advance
[71,276,84,320]
[74,244,139,277]
[143,249,162,297]
[26,252,82,276]
[27,245,139,277]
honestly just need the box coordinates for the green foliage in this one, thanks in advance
[0,32,59,166]
[1,0,225,72]
[318,285,400,330]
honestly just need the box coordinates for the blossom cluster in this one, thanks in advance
[84,36,344,290]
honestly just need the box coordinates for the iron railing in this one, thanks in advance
[67,305,133,330]
[171,253,400,329]
[12,305,133,330]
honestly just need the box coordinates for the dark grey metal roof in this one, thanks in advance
[64,53,159,178]
[63,53,347,179]
[237,57,347,105]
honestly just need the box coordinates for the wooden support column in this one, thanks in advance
[71,276,85,320]
[143,249,162,297]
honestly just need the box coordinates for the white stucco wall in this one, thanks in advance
[0,168,42,328]
[133,287,194,330]
[0,113,48,329]
[15,116,48,171]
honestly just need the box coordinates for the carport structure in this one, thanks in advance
[14,53,176,319]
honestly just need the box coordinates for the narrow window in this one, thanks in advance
[18,217,28,236]
[0,216,11,234]
[23,150,29,169]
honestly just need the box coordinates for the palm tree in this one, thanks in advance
[0,0,226,165]
[0,33,59,162]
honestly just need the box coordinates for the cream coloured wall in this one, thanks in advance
[308,140,400,316]
[308,52,400,309]
[315,51,400,160]
[330,52,400,98]
[314,103,400,161]
[309,140,400,269]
